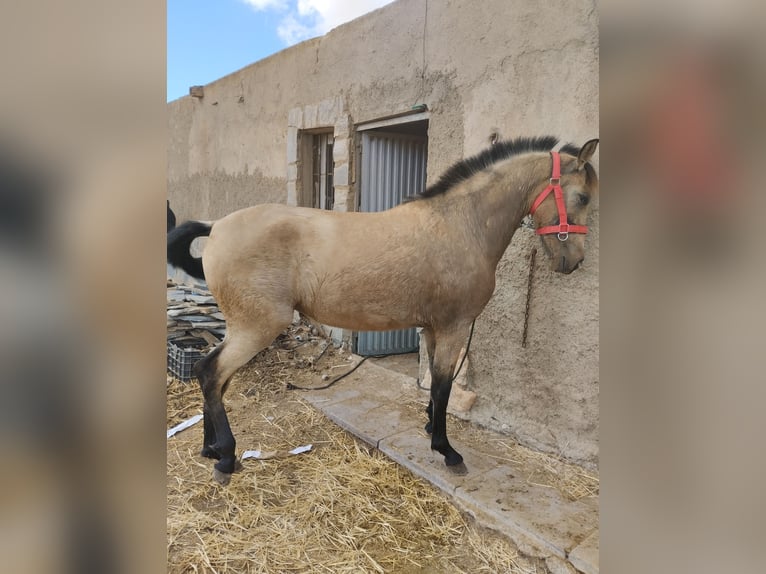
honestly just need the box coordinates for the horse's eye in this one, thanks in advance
[577,193,590,206]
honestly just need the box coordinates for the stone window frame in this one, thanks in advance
[287,96,353,212]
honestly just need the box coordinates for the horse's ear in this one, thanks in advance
[577,139,599,171]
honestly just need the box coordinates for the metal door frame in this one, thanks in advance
[354,124,428,356]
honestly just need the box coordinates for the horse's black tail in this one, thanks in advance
[167,220,212,280]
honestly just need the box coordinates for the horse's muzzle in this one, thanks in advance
[556,256,583,274]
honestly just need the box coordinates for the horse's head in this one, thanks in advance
[529,139,599,274]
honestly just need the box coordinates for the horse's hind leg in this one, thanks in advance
[197,346,223,460]
[197,346,236,462]
[193,337,253,484]
[194,315,291,484]
[429,328,470,469]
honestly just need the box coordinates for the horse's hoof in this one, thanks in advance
[424,422,433,434]
[445,451,464,468]
[446,461,468,475]
[212,468,232,485]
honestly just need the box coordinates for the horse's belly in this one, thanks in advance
[298,300,417,332]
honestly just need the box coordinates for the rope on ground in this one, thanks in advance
[288,321,476,393]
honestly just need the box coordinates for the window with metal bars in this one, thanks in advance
[311,132,334,210]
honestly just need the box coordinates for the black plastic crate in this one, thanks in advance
[167,339,207,381]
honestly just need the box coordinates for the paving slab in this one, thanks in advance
[300,357,599,573]
[456,466,598,559]
[307,394,422,449]
[299,360,409,408]
[300,358,423,447]
[568,529,599,574]
[378,428,498,494]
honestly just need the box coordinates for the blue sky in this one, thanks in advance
[168,0,395,102]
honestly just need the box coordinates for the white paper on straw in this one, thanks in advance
[166,413,203,439]
[241,444,313,461]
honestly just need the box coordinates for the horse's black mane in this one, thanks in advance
[408,135,576,202]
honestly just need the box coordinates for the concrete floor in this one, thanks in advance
[366,352,420,379]
[299,356,599,574]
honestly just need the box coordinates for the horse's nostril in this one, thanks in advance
[558,256,583,274]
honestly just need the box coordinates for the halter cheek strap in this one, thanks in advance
[529,151,588,241]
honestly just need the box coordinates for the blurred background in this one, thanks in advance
[0,2,165,573]
[601,0,766,572]
[1,1,765,573]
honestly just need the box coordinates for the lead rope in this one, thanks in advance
[522,247,537,348]
[290,322,477,394]
[450,319,475,384]
[287,354,370,391]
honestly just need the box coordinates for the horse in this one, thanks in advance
[167,135,599,485]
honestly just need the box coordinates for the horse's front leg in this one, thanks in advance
[429,371,463,466]
[428,330,468,469]
[422,328,436,434]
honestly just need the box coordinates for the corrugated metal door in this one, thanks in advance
[355,130,427,356]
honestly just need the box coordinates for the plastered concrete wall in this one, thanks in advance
[167,0,599,468]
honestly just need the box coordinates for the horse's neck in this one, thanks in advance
[450,155,547,265]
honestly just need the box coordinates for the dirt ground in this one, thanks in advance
[167,335,556,573]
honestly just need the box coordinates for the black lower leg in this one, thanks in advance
[208,400,236,475]
[425,400,434,434]
[200,404,219,459]
[194,346,236,474]
[430,375,463,466]
[195,349,222,459]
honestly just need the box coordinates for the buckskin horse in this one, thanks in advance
[167,135,599,484]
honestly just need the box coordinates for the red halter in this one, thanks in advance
[529,151,588,241]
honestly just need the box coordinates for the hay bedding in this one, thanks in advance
[167,329,579,573]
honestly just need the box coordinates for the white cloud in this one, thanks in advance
[241,0,289,10]
[303,0,395,36]
[276,14,314,45]
[242,0,395,45]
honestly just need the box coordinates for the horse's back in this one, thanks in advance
[209,203,407,255]
[208,204,325,248]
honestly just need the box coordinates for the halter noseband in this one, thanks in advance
[529,151,588,241]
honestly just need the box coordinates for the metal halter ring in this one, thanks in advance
[557,231,569,241]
